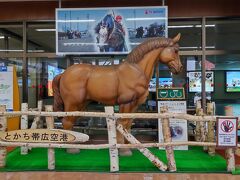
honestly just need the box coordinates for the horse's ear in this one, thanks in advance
[172,33,181,43]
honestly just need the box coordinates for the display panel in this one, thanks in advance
[47,65,64,96]
[149,77,172,92]
[226,71,240,92]
[56,6,167,55]
[188,71,214,92]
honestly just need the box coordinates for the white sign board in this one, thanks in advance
[158,101,188,150]
[0,66,13,111]
[217,117,238,148]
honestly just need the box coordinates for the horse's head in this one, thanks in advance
[159,33,183,74]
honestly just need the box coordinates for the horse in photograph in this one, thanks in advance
[95,14,126,52]
[97,24,109,52]
[53,34,182,155]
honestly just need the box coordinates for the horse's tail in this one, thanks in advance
[53,74,64,112]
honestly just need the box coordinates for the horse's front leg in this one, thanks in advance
[117,103,138,156]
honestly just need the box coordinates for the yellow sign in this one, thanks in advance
[0,129,89,143]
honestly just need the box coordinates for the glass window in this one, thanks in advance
[27,22,55,53]
[206,18,240,51]
[206,54,240,115]
[168,19,202,50]
[28,57,66,108]
[0,23,23,52]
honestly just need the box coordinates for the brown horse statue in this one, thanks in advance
[53,34,183,155]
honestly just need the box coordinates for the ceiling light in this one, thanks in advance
[168,24,215,28]
[0,49,24,52]
[180,46,215,49]
[126,17,167,21]
[36,29,56,32]
[0,36,10,39]
[168,25,194,28]
[57,20,95,23]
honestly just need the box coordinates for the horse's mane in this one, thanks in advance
[126,37,176,63]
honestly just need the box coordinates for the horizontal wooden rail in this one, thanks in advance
[0,110,239,122]
[0,141,239,149]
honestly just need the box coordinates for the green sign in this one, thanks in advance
[157,87,185,100]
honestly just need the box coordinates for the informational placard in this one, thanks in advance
[158,101,188,150]
[56,6,168,55]
[0,129,89,143]
[217,117,238,148]
[0,66,13,111]
[157,87,185,100]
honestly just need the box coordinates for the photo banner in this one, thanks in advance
[56,6,168,55]
[0,66,13,111]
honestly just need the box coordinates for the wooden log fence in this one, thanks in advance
[160,106,176,171]
[0,103,239,172]
[207,102,215,156]
[20,103,28,155]
[224,106,236,172]
[0,106,7,168]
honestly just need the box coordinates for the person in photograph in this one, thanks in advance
[95,13,127,52]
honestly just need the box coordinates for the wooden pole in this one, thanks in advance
[160,106,176,171]
[28,100,43,151]
[207,102,215,156]
[31,100,43,129]
[45,105,55,170]
[20,103,28,155]
[195,101,201,142]
[0,105,7,168]
[196,107,206,143]
[117,124,167,171]
[224,106,235,172]
[105,107,119,172]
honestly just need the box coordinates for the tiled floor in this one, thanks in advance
[0,172,239,180]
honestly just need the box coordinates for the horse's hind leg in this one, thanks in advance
[117,103,138,156]
[63,102,86,154]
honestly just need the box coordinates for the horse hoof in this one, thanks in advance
[66,148,80,154]
[119,149,132,156]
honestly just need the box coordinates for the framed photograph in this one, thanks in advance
[188,71,214,92]
[56,6,168,55]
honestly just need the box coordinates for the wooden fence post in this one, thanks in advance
[207,102,215,156]
[195,101,201,142]
[160,106,176,172]
[45,105,55,170]
[21,103,28,155]
[105,107,119,172]
[196,107,206,143]
[31,100,43,129]
[0,105,7,168]
[224,106,235,172]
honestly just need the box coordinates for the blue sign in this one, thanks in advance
[0,66,7,72]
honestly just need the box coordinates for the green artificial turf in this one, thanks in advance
[232,168,240,175]
[0,146,229,173]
